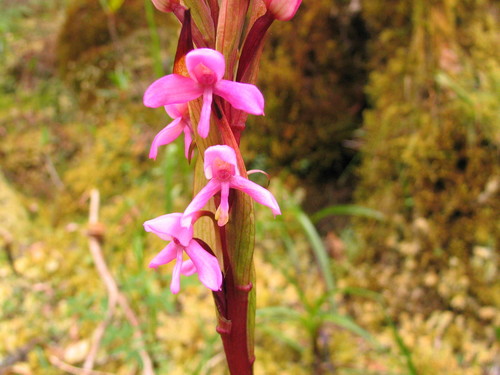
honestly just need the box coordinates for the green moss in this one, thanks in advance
[244,0,369,181]
[353,0,499,362]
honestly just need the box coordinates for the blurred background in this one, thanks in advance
[0,0,498,374]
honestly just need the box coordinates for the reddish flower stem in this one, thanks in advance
[216,226,254,375]
[212,104,254,374]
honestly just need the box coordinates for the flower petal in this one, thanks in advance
[182,179,221,227]
[144,74,202,108]
[186,48,225,82]
[216,182,230,226]
[149,117,184,160]
[214,80,264,115]
[204,145,239,179]
[170,246,184,294]
[185,239,222,291]
[183,126,193,159]
[230,176,281,216]
[165,103,187,119]
[198,88,213,138]
[144,213,193,247]
[148,242,177,268]
[180,259,196,276]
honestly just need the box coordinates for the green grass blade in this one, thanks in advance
[259,326,305,354]
[311,204,385,223]
[257,306,303,322]
[320,312,379,347]
[291,207,336,300]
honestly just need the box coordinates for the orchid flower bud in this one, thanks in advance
[263,0,302,21]
[151,0,181,13]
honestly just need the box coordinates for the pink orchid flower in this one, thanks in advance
[144,213,222,294]
[182,145,281,227]
[143,48,265,139]
[264,0,302,21]
[149,103,193,160]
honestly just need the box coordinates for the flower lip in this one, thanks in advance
[192,63,218,86]
[204,145,240,179]
[213,158,235,181]
[186,48,225,83]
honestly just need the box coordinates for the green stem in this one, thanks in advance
[144,0,164,77]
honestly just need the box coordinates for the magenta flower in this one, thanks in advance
[144,213,222,294]
[143,48,265,138]
[149,103,193,160]
[182,145,281,227]
[264,0,302,21]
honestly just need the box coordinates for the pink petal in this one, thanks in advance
[214,80,264,115]
[185,239,222,291]
[180,259,196,276]
[230,176,281,216]
[183,126,193,159]
[204,145,239,179]
[149,242,177,268]
[198,88,213,138]
[165,103,187,119]
[186,48,225,83]
[170,247,184,294]
[264,0,302,21]
[144,213,193,247]
[181,179,222,227]
[149,117,184,160]
[216,182,230,226]
[143,74,202,108]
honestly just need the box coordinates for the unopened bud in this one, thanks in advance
[263,0,302,21]
[151,0,180,13]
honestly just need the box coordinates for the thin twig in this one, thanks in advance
[49,355,114,375]
[86,189,155,375]
[83,291,117,370]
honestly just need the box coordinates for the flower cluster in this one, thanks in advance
[142,1,302,372]
[143,48,281,294]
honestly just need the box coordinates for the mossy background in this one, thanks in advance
[0,0,498,374]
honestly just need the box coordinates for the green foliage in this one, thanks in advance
[56,0,145,70]
[55,0,176,107]
[353,0,500,372]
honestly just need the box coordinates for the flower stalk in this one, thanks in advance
[142,1,302,373]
